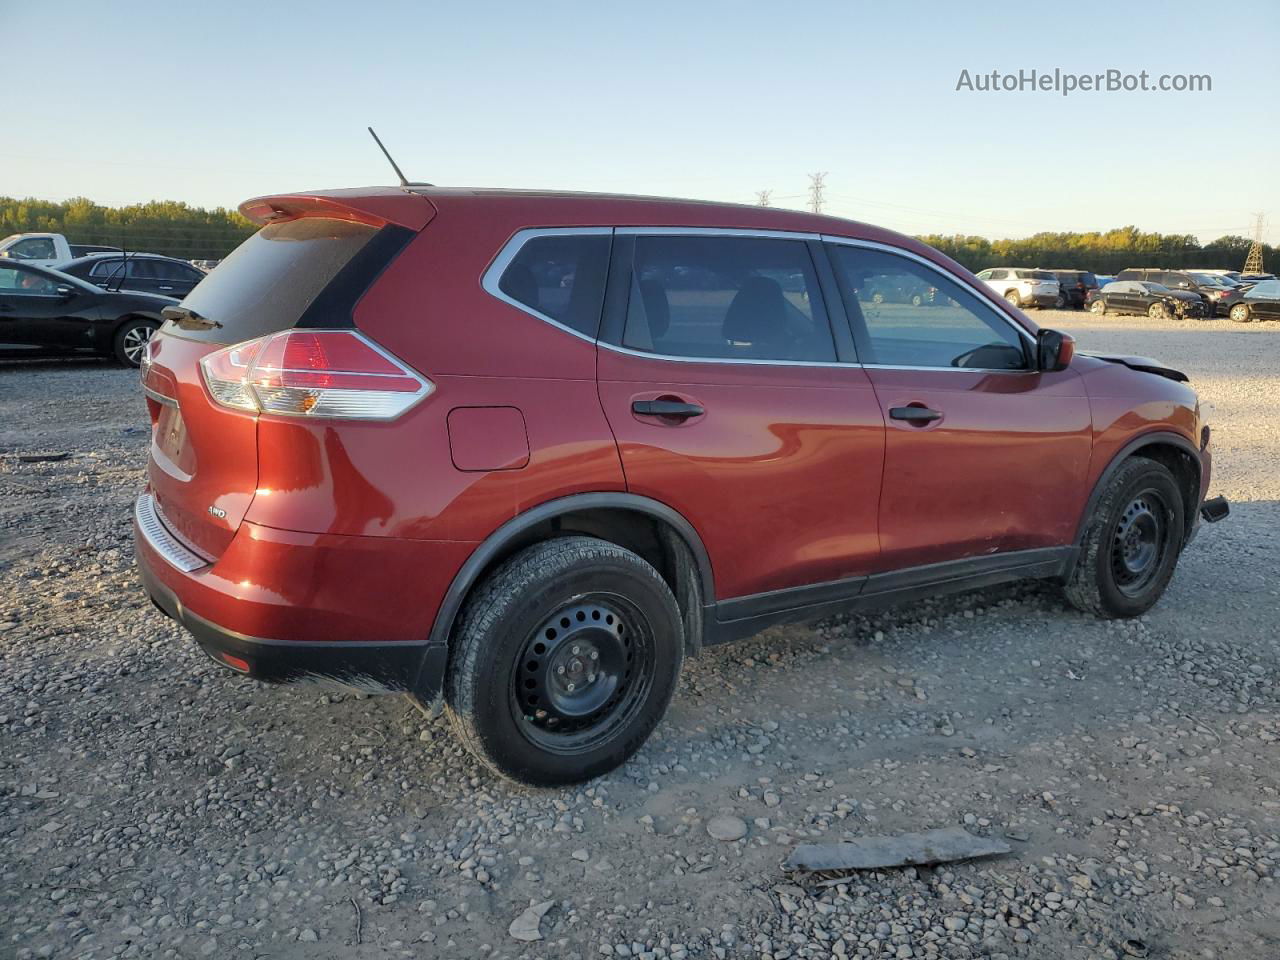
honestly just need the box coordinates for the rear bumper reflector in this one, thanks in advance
[135,494,209,573]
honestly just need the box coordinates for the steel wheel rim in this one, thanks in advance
[511,594,655,755]
[1110,491,1169,597]
[122,325,153,363]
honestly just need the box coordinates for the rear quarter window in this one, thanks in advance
[495,233,611,338]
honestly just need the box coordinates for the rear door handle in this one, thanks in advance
[889,405,942,423]
[632,399,704,419]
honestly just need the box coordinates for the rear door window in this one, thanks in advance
[496,233,611,338]
[175,217,382,344]
[616,234,835,362]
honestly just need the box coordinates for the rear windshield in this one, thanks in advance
[1024,270,1057,280]
[172,217,377,343]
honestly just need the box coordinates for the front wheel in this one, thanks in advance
[1054,292,1066,309]
[1089,298,1107,315]
[1147,302,1169,320]
[113,318,158,367]
[1229,303,1251,323]
[444,537,684,785]
[1064,458,1185,618]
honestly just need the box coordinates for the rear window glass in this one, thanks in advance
[497,234,611,338]
[173,218,377,343]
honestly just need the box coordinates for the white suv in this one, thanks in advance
[974,268,1061,309]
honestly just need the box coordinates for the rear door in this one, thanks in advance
[141,216,394,559]
[595,229,885,603]
[825,239,1092,570]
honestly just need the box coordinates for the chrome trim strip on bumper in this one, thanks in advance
[135,493,209,573]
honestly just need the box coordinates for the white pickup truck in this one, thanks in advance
[0,233,121,268]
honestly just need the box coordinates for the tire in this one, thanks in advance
[871,292,885,304]
[444,536,684,786]
[1229,303,1251,323]
[1147,302,1168,320]
[1054,292,1066,309]
[1004,290,1022,308]
[910,294,923,307]
[113,318,158,367]
[1063,458,1185,619]
[1089,299,1106,315]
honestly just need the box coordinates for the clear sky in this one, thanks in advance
[6,0,1278,243]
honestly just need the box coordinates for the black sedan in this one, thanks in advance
[53,253,207,298]
[0,261,175,366]
[1228,279,1280,323]
[1087,280,1206,320]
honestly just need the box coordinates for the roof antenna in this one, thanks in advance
[367,126,431,188]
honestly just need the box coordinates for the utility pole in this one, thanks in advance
[807,172,827,215]
[755,190,772,207]
[1243,212,1266,274]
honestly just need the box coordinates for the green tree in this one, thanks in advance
[0,196,256,259]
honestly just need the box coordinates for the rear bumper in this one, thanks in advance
[133,493,467,695]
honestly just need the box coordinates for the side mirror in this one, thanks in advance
[1036,328,1074,372]
[55,284,76,299]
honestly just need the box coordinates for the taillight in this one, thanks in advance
[200,330,431,420]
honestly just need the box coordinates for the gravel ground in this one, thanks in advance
[2,311,1277,960]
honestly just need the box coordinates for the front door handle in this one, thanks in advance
[889,405,942,423]
[632,399,704,420]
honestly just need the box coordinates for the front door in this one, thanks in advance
[595,231,886,603]
[0,264,98,350]
[825,241,1093,571]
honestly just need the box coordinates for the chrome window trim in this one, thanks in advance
[135,493,209,573]
[480,226,613,346]
[481,226,1038,373]
[616,226,822,241]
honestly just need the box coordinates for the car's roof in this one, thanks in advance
[56,252,179,268]
[239,184,952,262]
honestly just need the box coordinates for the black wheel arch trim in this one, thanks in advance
[1071,430,1203,552]
[423,492,717,654]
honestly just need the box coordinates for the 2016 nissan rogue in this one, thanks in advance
[134,186,1228,785]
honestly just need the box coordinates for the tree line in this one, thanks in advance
[919,226,1274,275]
[1,197,1273,273]
[0,197,256,260]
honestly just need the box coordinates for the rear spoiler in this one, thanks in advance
[239,188,436,231]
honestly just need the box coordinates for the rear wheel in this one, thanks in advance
[113,318,157,367]
[1089,298,1106,315]
[1229,303,1251,323]
[1054,291,1066,309]
[1064,458,1185,618]
[444,537,684,785]
[1004,290,1022,308]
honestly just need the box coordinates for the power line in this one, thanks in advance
[755,189,773,207]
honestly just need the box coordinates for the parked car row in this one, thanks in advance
[973,261,1280,322]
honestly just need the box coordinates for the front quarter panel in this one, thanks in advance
[1074,355,1201,490]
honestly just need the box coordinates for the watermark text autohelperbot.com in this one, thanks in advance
[956,68,1211,97]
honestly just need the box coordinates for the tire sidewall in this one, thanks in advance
[455,550,682,785]
[1090,465,1185,617]
[113,318,158,367]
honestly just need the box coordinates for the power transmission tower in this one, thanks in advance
[807,172,827,214]
[755,190,772,207]
[1243,212,1266,274]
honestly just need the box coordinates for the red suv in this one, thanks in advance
[134,187,1227,785]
